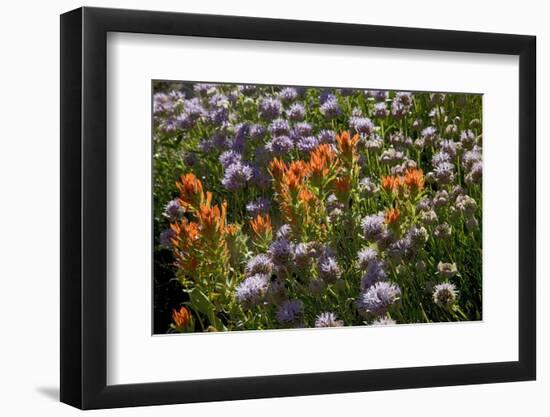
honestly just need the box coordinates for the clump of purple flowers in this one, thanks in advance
[236,274,269,309]
[222,161,253,190]
[276,299,303,326]
[315,312,344,328]
[357,281,401,316]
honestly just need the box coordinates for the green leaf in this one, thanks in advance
[187,288,226,331]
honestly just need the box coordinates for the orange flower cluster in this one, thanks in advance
[384,207,401,225]
[171,306,192,331]
[171,173,231,274]
[336,131,360,163]
[269,158,316,228]
[403,168,425,193]
[309,144,338,184]
[176,173,204,209]
[250,214,272,240]
[381,169,424,195]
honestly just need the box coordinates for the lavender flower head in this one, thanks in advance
[268,238,295,266]
[219,150,242,168]
[357,281,401,316]
[276,299,303,325]
[437,261,458,278]
[315,312,344,328]
[269,118,291,136]
[159,228,175,247]
[278,87,298,103]
[222,161,253,190]
[276,224,292,240]
[349,116,374,135]
[297,136,319,153]
[245,254,274,277]
[320,97,342,119]
[440,139,458,158]
[246,197,271,217]
[359,177,379,196]
[287,102,306,121]
[235,273,269,309]
[421,126,437,142]
[373,102,389,118]
[317,248,341,283]
[360,259,387,291]
[294,242,316,268]
[371,316,396,326]
[432,282,458,309]
[433,161,455,184]
[266,135,294,155]
[292,122,313,139]
[249,124,267,139]
[259,97,282,120]
[361,214,386,241]
[318,129,336,144]
[163,199,182,220]
[357,247,378,271]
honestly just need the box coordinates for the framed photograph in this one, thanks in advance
[60,6,536,409]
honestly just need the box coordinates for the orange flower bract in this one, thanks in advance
[176,173,204,209]
[250,214,272,238]
[403,168,424,193]
[384,207,401,225]
[336,131,360,161]
[172,306,192,330]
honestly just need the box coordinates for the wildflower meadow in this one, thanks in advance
[153,81,482,334]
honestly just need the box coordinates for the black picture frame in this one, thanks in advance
[60,6,536,410]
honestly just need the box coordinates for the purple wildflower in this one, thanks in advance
[279,87,298,103]
[357,247,378,271]
[259,97,282,120]
[315,312,344,328]
[219,150,242,168]
[287,103,306,121]
[269,118,291,136]
[349,116,375,135]
[276,299,303,325]
[373,102,389,118]
[222,161,253,190]
[432,282,458,309]
[361,214,385,241]
[266,135,294,155]
[360,259,387,290]
[163,199,182,220]
[268,238,295,266]
[318,130,336,144]
[320,97,342,119]
[245,254,274,277]
[296,136,319,153]
[357,281,401,316]
[159,228,175,247]
[235,274,269,309]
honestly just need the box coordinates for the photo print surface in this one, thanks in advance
[152,81,482,334]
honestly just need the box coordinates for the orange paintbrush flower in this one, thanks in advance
[309,144,337,181]
[384,207,401,225]
[268,158,287,182]
[381,175,403,193]
[336,131,360,161]
[250,214,272,239]
[171,306,192,331]
[197,192,227,237]
[287,160,310,181]
[403,168,424,193]
[298,187,315,203]
[176,173,204,209]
